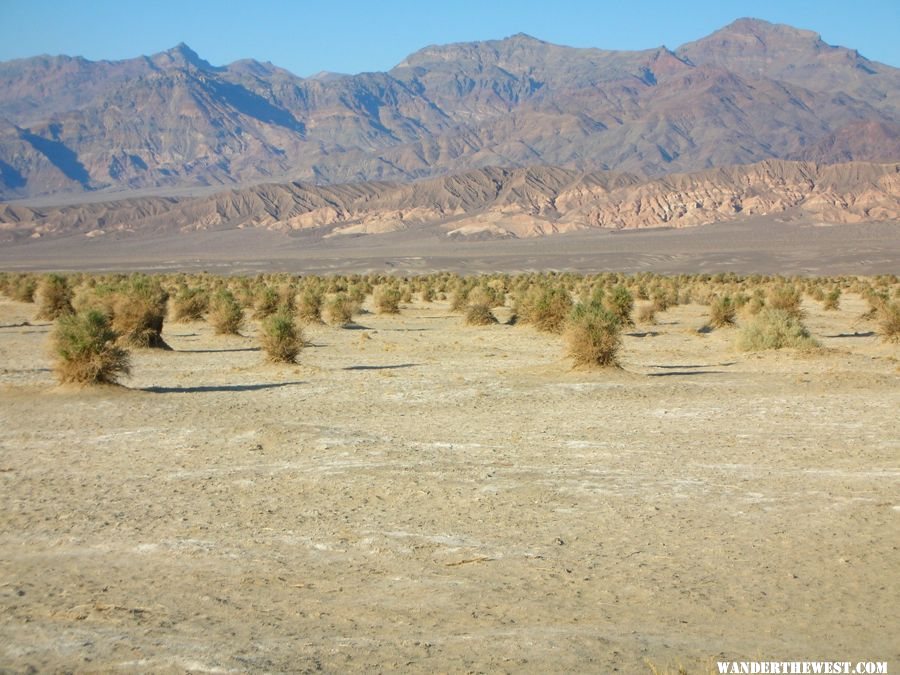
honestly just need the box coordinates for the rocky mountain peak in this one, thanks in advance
[151,43,218,72]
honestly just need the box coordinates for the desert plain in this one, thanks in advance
[0,262,898,674]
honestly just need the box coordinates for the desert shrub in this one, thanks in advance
[736,308,819,351]
[564,303,622,368]
[326,292,358,327]
[421,285,436,303]
[603,284,634,326]
[767,285,803,318]
[347,283,368,307]
[298,288,324,323]
[278,283,297,313]
[876,300,900,343]
[9,275,37,303]
[260,310,304,363]
[468,283,505,308]
[51,310,131,385]
[651,292,671,313]
[636,303,657,324]
[465,303,498,326]
[36,274,74,320]
[112,276,170,349]
[860,289,888,320]
[743,288,766,316]
[449,286,470,312]
[519,285,572,333]
[253,286,280,319]
[374,286,402,314]
[708,295,736,328]
[822,288,841,311]
[171,286,208,322]
[208,289,244,335]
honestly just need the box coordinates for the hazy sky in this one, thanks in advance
[1,0,898,75]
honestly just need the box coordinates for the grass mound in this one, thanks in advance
[51,310,131,385]
[708,295,736,329]
[208,290,244,335]
[36,274,74,320]
[261,311,304,363]
[464,303,498,326]
[564,303,622,368]
[736,308,819,351]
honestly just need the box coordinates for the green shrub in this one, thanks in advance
[208,290,244,335]
[736,308,819,351]
[564,303,622,368]
[603,284,634,326]
[261,310,304,363]
[51,310,131,385]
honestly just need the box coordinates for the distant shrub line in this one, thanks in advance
[0,270,896,384]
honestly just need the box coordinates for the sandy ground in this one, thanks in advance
[0,292,898,673]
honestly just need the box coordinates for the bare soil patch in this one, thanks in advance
[0,294,898,672]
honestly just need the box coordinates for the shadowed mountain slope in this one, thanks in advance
[1,19,899,201]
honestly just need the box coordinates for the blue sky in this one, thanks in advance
[1,0,898,75]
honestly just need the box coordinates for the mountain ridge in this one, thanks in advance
[2,160,897,244]
[1,18,899,201]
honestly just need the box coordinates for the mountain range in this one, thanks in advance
[2,18,899,203]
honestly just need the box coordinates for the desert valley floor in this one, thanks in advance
[0,289,898,673]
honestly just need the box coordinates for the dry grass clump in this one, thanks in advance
[112,276,170,349]
[326,292,360,327]
[171,286,209,322]
[464,303,498,326]
[564,302,622,368]
[208,289,244,335]
[518,284,572,333]
[8,274,37,303]
[707,295,736,328]
[876,300,900,343]
[636,303,657,324]
[767,284,803,318]
[51,309,131,385]
[374,286,402,314]
[298,288,324,324]
[260,310,304,363]
[36,274,74,320]
[736,308,819,351]
[822,288,841,311]
[253,286,280,319]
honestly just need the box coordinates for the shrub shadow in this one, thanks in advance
[178,347,261,353]
[343,363,420,371]
[646,370,726,377]
[144,381,304,393]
